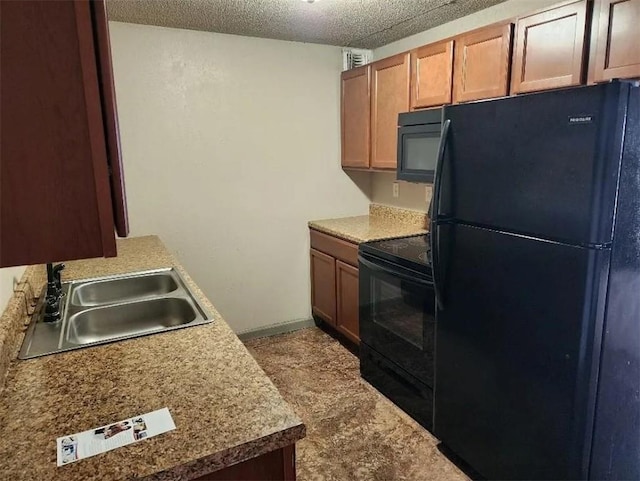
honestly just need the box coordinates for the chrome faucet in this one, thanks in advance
[43,263,65,322]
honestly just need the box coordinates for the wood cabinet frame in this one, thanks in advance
[370,53,410,169]
[511,0,590,94]
[341,65,371,168]
[588,0,640,82]
[194,445,296,480]
[1,0,125,267]
[309,229,360,345]
[453,23,514,103]
[310,248,337,325]
[336,260,359,344]
[410,40,454,108]
[91,0,129,237]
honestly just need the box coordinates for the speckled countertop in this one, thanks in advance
[0,236,305,481]
[309,204,428,243]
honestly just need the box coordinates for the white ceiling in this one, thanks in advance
[107,0,507,49]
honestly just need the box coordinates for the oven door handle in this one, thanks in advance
[431,118,451,310]
[358,255,431,286]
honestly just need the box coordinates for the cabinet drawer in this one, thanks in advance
[310,229,359,267]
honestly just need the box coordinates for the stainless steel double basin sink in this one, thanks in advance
[19,268,213,359]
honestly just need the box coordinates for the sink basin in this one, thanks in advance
[71,272,178,307]
[67,297,198,345]
[19,268,213,359]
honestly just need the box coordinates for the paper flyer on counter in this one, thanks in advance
[56,407,176,466]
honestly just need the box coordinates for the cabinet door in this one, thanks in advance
[341,65,370,168]
[310,248,336,326]
[591,0,640,82]
[371,53,410,169]
[511,0,589,94]
[91,0,129,237]
[453,24,513,103]
[0,0,118,267]
[336,260,359,344]
[410,40,454,109]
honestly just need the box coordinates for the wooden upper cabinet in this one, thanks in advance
[453,24,514,103]
[371,53,410,169]
[0,0,128,268]
[590,0,640,82]
[410,41,454,109]
[92,0,129,237]
[341,65,371,168]
[511,0,589,94]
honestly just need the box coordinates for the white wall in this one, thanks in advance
[372,174,432,213]
[109,22,371,333]
[371,0,559,211]
[0,267,25,316]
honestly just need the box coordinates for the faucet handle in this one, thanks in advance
[52,263,65,290]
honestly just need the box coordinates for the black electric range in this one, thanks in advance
[358,233,436,431]
[359,234,432,276]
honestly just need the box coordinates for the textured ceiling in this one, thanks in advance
[107,0,507,49]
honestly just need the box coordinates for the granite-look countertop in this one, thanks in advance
[0,236,305,480]
[309,204,428,244]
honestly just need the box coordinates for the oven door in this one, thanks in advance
[396,124,442,183]
[359,252,435,387]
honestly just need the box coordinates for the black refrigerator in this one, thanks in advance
[431,81,640,480]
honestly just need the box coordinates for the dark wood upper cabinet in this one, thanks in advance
[91,0,129,237]
[453,24,514,103]
[341,65,371,169]
[410,40,454,109]
[0,0,128,268]
[511,0,590,94]
[589,0,640,82]
[371,53,410,170]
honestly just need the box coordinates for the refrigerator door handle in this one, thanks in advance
[431,119,451,310]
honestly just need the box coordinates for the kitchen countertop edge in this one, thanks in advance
[0,236,305,481]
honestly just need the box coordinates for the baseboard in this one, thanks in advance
[237,318,316,342]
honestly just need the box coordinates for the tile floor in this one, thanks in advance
[245,327,469,481]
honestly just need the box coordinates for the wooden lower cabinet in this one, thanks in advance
[336,260,360,344]
[194,445,296,481]
[309,229,360,344]
[310,248,336,325]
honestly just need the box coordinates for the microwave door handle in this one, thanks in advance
[431,118,451,310]
[358,255,431,286]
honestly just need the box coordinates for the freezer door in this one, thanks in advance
[433,223,609,480]
[439,83,629,245]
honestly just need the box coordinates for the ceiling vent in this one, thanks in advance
[342,48,372,71]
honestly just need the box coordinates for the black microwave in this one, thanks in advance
[396,108,444,183]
